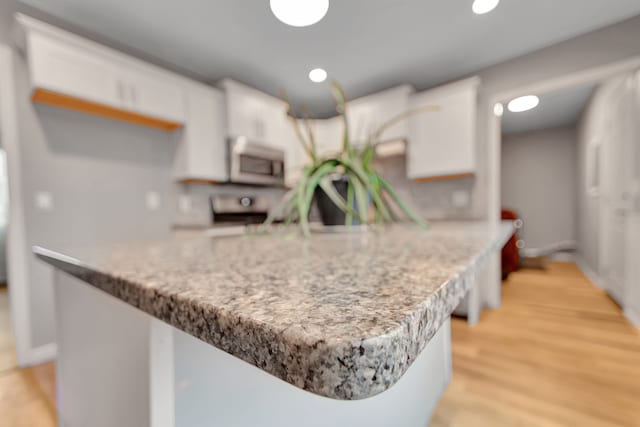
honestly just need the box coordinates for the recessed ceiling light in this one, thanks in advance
[508,95,540,113]
[472,0,500,15]
[493,103,504,117]
[270,0,329,27]
[309,68,328,83]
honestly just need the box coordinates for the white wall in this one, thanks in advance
[577,71,640,325]
[501,126,577,250]
[578,75,640,290]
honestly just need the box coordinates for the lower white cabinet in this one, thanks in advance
[174,84,227,182]
[407,77,480,180]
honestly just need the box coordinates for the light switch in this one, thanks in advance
[35,191,53,211]
[451,190,470,208]
[146,191,161,211]
[178,195,192,213]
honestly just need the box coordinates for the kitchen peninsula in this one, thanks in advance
[34,222,513,427]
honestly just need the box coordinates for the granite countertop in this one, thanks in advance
[34,221,513,400]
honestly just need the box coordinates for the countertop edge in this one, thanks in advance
[32,223,514,400]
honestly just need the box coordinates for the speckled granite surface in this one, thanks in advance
[34,222,513,400]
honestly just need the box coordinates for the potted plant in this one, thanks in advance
[266,82,437,236]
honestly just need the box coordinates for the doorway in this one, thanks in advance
[490,66,640,325]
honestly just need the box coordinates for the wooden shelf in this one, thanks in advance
[178,179,222,185]
[32,88,183,132]
[412,172,475,183]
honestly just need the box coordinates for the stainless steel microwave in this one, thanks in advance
[228,137,285,186]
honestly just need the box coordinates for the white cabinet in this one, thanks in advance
[283,117,343,188]
[121,68,185,123]
[28,31,121,108]
[219,79,288,147]
[17,14,225,182]
[315,117,342,157]
[347,85,413,145]
[18,14,186,128]
[407,77,480,180]
[174,84,227,182]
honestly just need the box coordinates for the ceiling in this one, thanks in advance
[17,0,640,117]
[502,83,597,135]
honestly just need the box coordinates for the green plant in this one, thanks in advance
[265,81,438,236]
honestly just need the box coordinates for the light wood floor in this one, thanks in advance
[1,263,639,426]
[0,286,18,371]
[431,262,640,427]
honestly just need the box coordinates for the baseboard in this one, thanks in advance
[21,342,57,367]
[575,257,640,327]
[574,256,606,290]
[624,308,640,328]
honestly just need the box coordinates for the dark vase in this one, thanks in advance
[314,177,361,226]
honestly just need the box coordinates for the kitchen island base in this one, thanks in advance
[55,270,452,427]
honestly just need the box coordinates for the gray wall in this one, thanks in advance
[501,127,577,250]
[0,1,18,45]
[13,51,176,348]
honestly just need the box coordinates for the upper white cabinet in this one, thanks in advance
[16,14,228,182]
[174,84,227,182]
[407,77,480,180]
[346,85,413,145]
[315,116,342,157]
[120,68,186,124]
[219,79,288,148]
[17,14,186,129]
[27,31,121,108]
[283,116,343,187]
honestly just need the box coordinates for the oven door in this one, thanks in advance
[229,137,285,186]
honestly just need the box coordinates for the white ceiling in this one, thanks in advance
[502,83,597,135]
[17,0,640,116]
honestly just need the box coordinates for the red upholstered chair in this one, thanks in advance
[501,209,520,280]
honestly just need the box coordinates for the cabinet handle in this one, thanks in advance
[117,81,125,102]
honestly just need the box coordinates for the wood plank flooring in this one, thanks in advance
[431,262,640,427]
[0,286,18,371]
[0,263,638,426]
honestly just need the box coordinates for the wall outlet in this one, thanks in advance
[35,191,53,211]
[451,190,470,208]
[146,191,161,211]
[178,195,192,213]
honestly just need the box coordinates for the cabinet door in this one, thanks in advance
[347,85,412,145]
[222,80,287,147]
[315,117,342,157]
[407,78,479,180]
[124,69,186,123]
[28,33,121,107]
[174,85,227,182]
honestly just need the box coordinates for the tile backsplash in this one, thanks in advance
[374,155,477,220]
[173,155,475,227]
